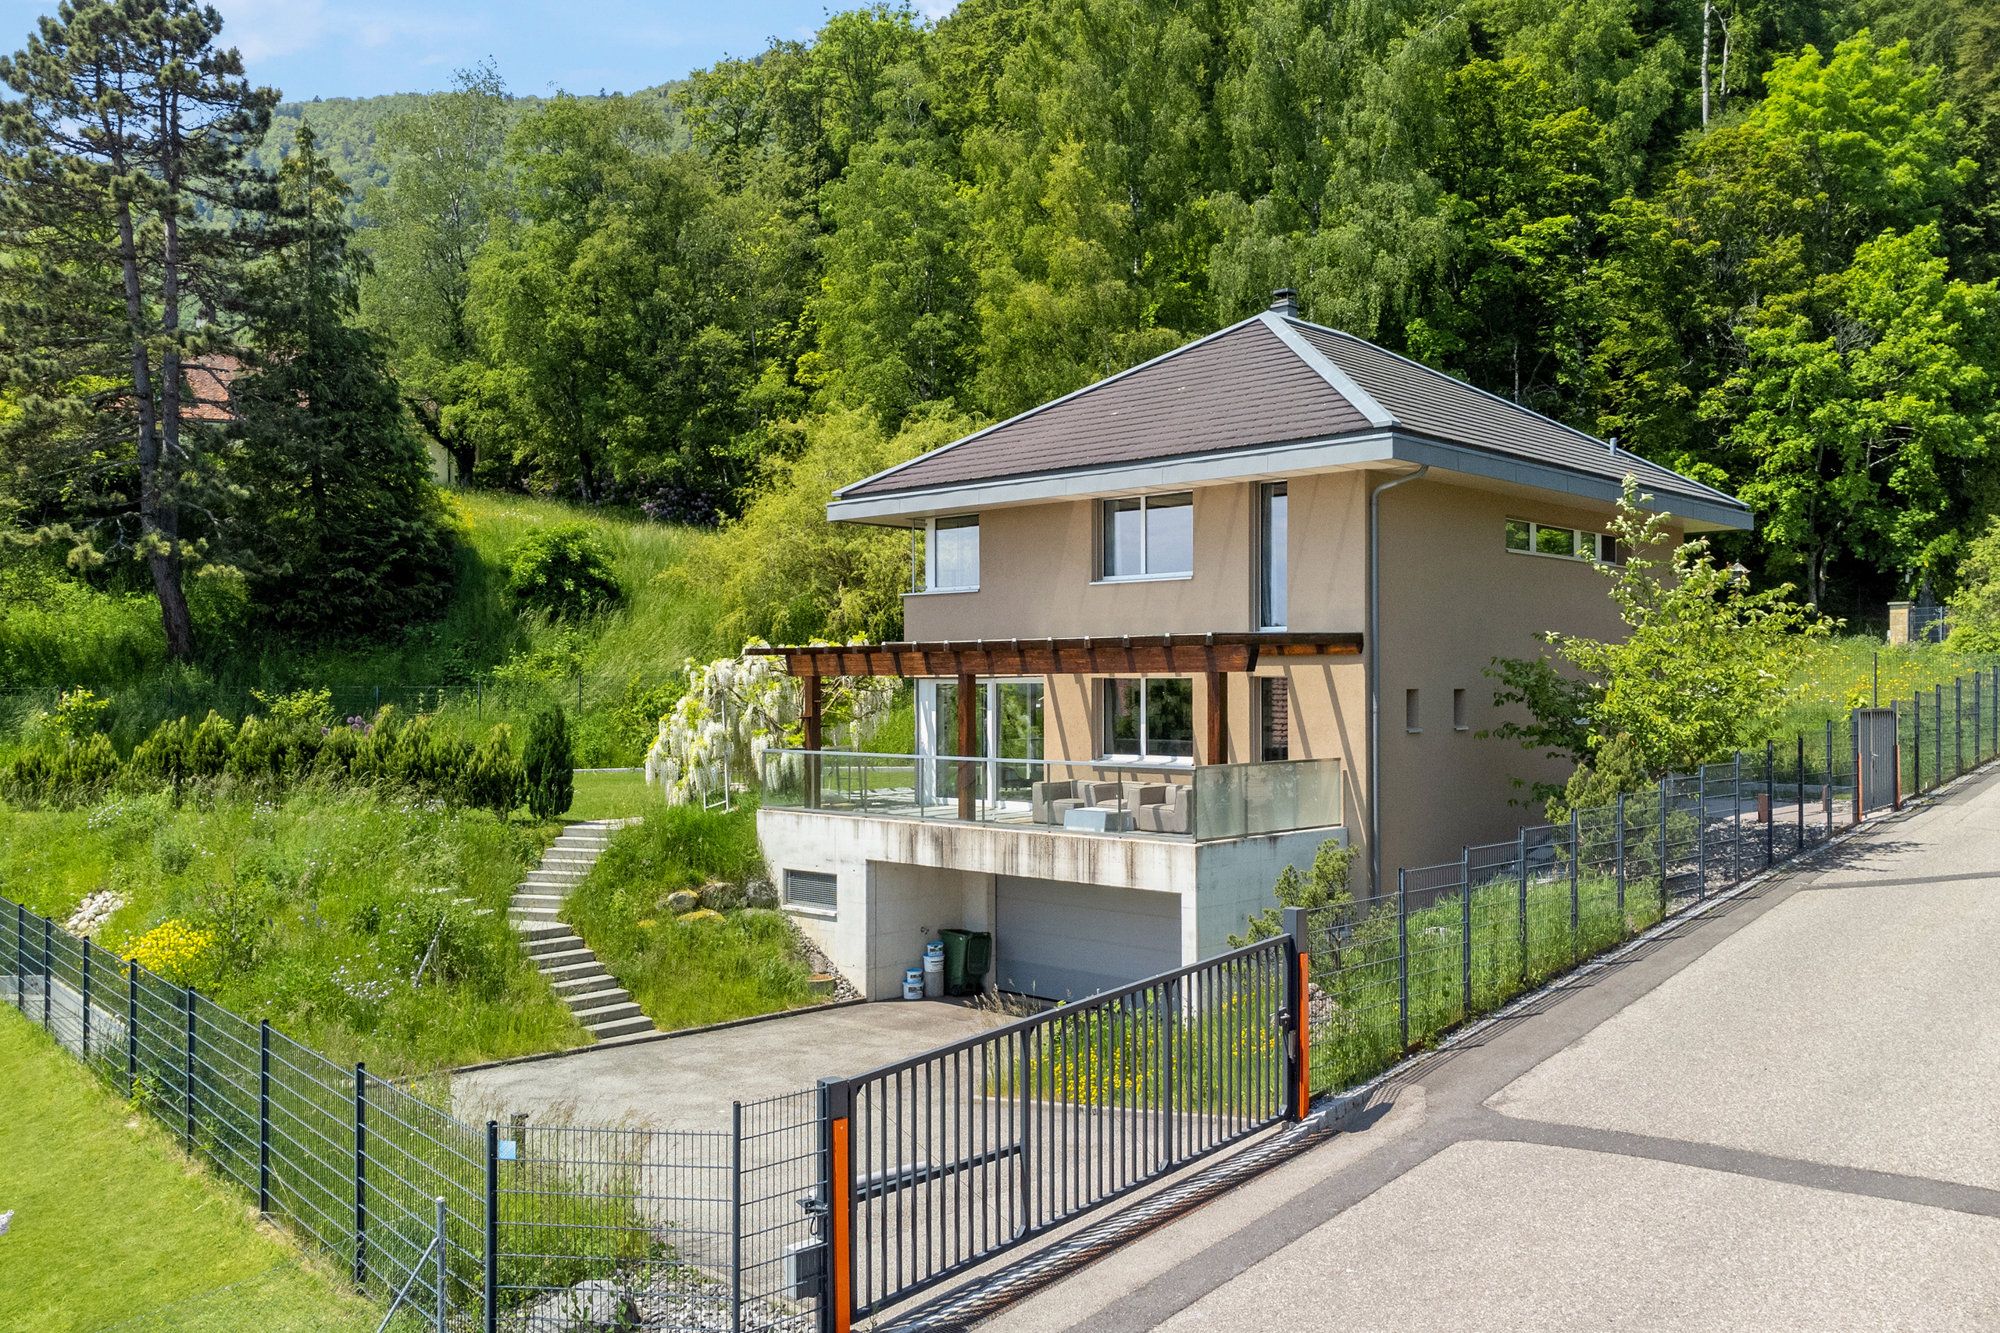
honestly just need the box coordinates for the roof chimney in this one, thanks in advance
[1269,288,1299,318]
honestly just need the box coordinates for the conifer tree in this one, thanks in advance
[229,125,452,638]
[0,0,277,659]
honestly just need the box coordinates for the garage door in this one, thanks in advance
[995,876,1182,1002]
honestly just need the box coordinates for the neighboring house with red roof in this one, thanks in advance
[750,292,1754,1002]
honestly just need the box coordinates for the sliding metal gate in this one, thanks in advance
[818,935,1300,1324]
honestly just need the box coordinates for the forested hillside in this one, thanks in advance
[1,0,1996,700]
[354,0,1998,623]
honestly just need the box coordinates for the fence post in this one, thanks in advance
[12,902,22,1015]
[42,916,52,1029]
[1396,869,1409,1051]
[80,941,91,1058]
[1955,676,1964,776]
[182,987,197,1147]
[354,1063,368,1286]
[1975,672,1983,763]
[730,1100,745,1333]
[258,1020,272,1214]
[1796,734,1805,854]
[1657,777,1670,912]
[1891,701,1903,811]
[1696,767,1708,901]
[1935,685,1944,789]
[1765,742,1775,866]
[483,1121,499,1333]
[1459,848,1472,1021]
[126,960,139,1097]
[1614,792,1626,924]
[1826,721,1836,838]
[434,1195,449,1333]
[1568,810,1580,958]
[1283,906,1310,1121]
[1914,691,1923,794]
[817,1078,854,1333]
[1516,828,1529,986]
[1732,753,1744,882]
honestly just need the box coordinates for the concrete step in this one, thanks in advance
[546,967,615,990]
[524,932,585,955]
[532,947,598,970]
[561,987,633,1013]
[540,958,611,980]
[575,1000,648,1028]
[516,920,572,940]
[522,869,587,883]
[508,908,561,923]
[538,852,597,864]
[511,892,568,906]
[588,1014,657,1041]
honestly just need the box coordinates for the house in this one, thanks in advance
[753,292,1753,1002]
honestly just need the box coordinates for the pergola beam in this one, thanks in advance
[747,632,1362,680]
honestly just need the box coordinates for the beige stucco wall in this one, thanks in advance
[872,466,1668,904]
[1370,475,1668,883]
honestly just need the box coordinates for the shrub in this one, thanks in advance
[127,717,193,798]
[186,711,236,781]
[464,725,524,816]
[506,525,622,620]
[0,732,119,808]
[522,708,573,819]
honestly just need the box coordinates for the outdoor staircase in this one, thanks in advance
[507,819,655,1042]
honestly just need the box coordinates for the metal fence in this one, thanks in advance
[1300,671,2000,1098]
[9,665,2000,1332]
[0,894,821,1333]
[819,936,1298,1320]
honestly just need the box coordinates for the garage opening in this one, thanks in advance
[994,875,1181,1002]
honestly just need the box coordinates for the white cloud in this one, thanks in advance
[912,0,959,17]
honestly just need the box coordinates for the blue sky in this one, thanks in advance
[0,1,957,100]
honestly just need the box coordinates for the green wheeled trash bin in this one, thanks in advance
[940,929,993,997]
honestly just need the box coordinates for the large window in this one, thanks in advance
[1260,482,1288,629]
[1100,678,1195,759]
[925,514,979,591]
[1101,493,1194,579]
[1505,517,1621,565]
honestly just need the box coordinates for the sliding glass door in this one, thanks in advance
[918,679,1044,807]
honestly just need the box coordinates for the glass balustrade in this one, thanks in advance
[759,749,1341,842]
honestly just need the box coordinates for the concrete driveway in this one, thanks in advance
[453,998,1004,1133]
[965,766,2000,1332]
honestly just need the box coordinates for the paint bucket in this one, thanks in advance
[922,941,945,998]
[902,966,924,1001]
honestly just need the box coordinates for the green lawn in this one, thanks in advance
[0,1013,385,1332]
[565,767,663,823]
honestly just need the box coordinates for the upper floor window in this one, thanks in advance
[1505,518,1621,565]
[1101,492,1193,580]
[1260,482,1288,629]
[926,514,979,591]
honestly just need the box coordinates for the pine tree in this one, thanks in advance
[229,124,453,639]
[0,0,278,660]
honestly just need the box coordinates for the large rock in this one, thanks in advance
[661,889,698,915]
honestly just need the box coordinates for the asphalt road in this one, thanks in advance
[964,765,2000,1333]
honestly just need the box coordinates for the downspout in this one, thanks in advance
[1368,465,1428,900]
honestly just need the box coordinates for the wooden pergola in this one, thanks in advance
[748,632,1361,817]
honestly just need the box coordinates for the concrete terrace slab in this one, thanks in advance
[1490,779,2000,1192]
[452,999,1005,1133]
[1157,1141,2000,1332]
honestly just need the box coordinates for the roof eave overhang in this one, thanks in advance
[826,429,1753,534]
